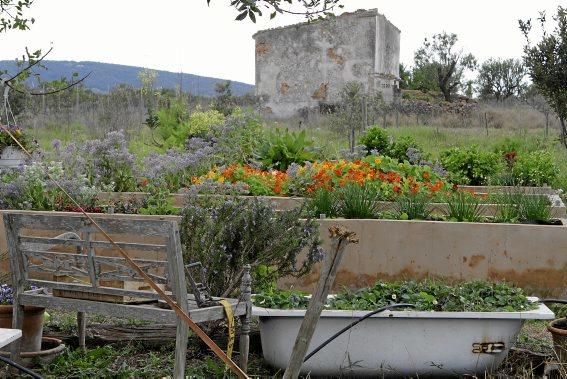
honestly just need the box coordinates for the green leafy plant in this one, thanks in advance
[180,194,322,296]
[394,193,432,220]
[253,288,310,309]
[445,191,485,222]
[139,183,178,215]
[256,128,315,170]
[387,135,422,162]
[254,280,537,313]
[336,183,379,219]
[512,150,557,186]
[359,126,389,154]
[440,147,503,185]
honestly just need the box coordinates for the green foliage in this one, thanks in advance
[0,0,34,33]
[255,281,536,313]
[219,0,343,22]
[151,104,225,149]
[139,183,178,215]
[253,288,310,309]
[331,281,537,312]
[359,126,389,154]
[512,150,557,186]
[336,183,379,219]
[493,191,524,223]
[477,58,526,101]
[520,6,567,147]
[518,194,552,223]
[40,344,177,378]
[256,128,315,170]
[180,194,321,296]
[414,32,477,101]
[440,147,503,185]
[395,193,432,220]
[211,80,236,116]
[445,191,484,222]
[387,135,421,162]
[307,188,338,218]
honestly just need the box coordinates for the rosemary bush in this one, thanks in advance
[180,193,322,296]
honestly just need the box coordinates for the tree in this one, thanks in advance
[212,81,236,116]
[476,58,526,102]
[520,6,567,148]
[414,32,477,102]
[523,85,555,137]
[0,0,33,33]
[207,0,343,22]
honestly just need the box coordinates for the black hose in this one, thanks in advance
[0,355,43,379]
[540,298,567,305]
[303,303,416,363]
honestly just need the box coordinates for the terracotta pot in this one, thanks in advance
[548,318,567,363]
[0,305,45,352]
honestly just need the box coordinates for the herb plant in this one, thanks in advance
[336,183,379,219]
[394,193,432,220]
[180,193,322,296]
[445,191,485,222]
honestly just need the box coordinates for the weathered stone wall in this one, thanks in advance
[253,9,400,118]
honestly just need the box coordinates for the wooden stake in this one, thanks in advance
[283,226,358,379]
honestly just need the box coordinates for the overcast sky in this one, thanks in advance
[1,0,563,85]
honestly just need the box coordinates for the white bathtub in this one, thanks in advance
[254,299,554,377]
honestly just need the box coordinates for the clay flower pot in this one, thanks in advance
[0,305,45,352]
[548,318,567,363]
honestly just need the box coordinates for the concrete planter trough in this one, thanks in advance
[254,299,555,377]
[281,218,567,297]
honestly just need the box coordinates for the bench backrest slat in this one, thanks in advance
[3,211,186,301]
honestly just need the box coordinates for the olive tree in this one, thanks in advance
[476,58,526,102]
[414,32,477,102]
[520,6,567,148]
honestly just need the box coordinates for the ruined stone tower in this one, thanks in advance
[253,9,400,118]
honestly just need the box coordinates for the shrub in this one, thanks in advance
[359,126,389,154]
[152,104,225,149]
[440,147,503,185]
[256,129,315,170]
[180,194,322,296]
[511,151,557,186]
[387,135,422,162]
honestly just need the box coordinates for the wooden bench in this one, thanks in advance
[2,210,251,378]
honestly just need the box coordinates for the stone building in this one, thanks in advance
[253,9,400,118]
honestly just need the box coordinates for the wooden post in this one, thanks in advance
[239,265,252,373]
[77,312,87,351]
[283,227,358,379]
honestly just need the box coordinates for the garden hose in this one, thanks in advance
[0,355,43,379]
[540,299,567,305]
[303,303,416,363]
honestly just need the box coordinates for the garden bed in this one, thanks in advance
[253,299,554,377]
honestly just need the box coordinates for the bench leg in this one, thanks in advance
[77,312,87,351]
[239,313,250,373]
[9,302,24,366]
[173,320,188,379]
[239,264,252,373]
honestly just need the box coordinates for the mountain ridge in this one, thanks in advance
[0,60,254,97]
